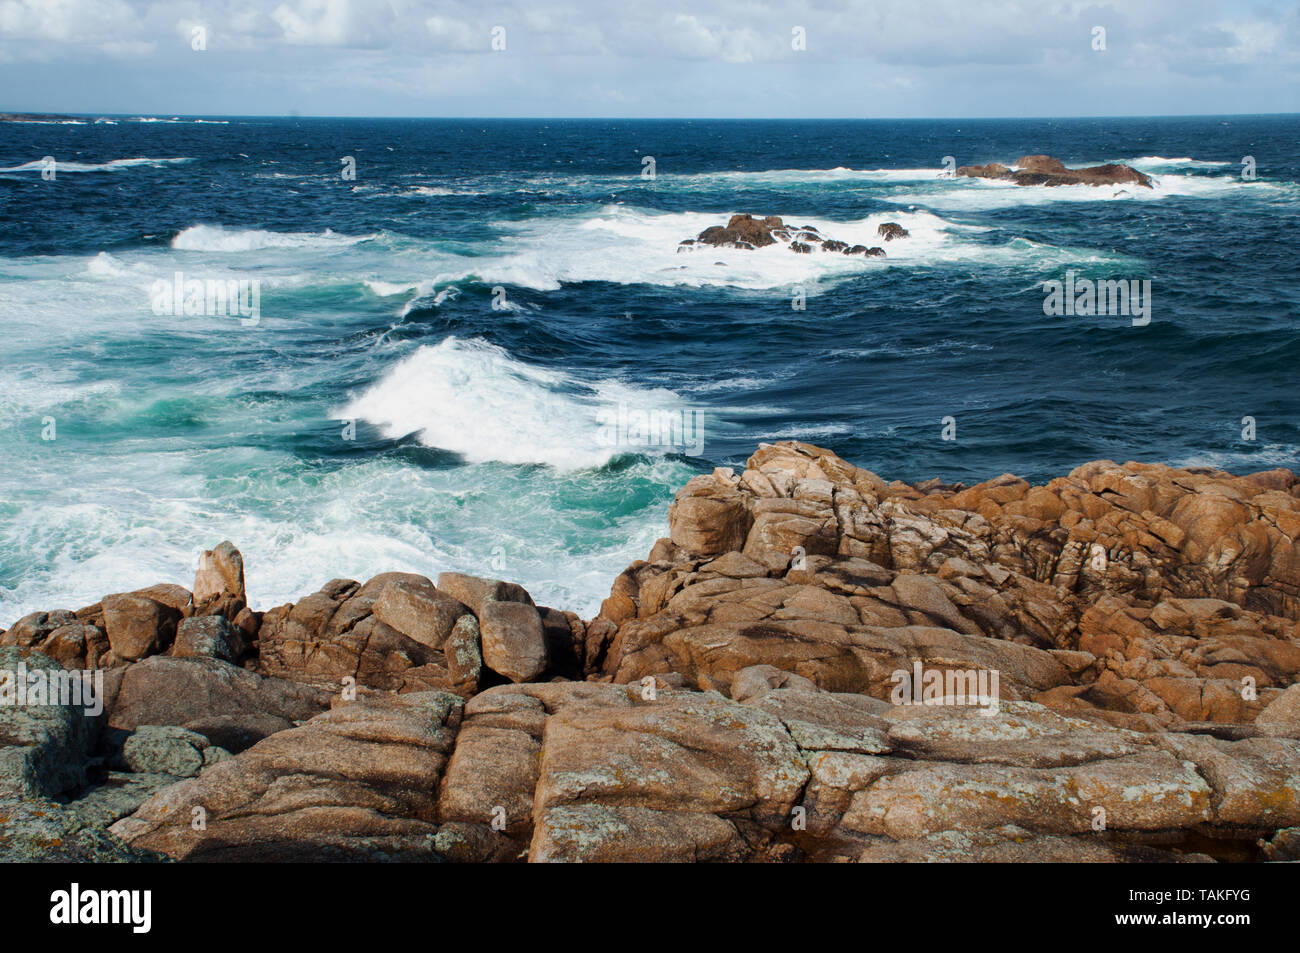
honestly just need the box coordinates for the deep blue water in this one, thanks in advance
[0,115,1297,618]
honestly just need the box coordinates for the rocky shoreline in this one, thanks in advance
[3,441,1299,862]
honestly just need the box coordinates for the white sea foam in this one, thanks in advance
[0,444,694,622]
[890,168,1280,210]
[682,375,785,393]
[29,204,1132,318]
[1125,156,1233,169]
[0,157,194,173]
[124,117,227,124]
[171,224,377,252]
[360,278,466,315]
[85,251,129,278]
[339,336,691,470]
[1170,446,1300,473]
[668,166,945,187]
[364,279,422,297]
[403,185,465,196]
[762,425,857,440]
[0,373,122,421]
[464,205,1066,292]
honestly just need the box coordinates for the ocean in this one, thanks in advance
[1,115,1297,621]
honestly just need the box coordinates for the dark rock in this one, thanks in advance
[172,615,244,663]
[696,214,780,248]
[0,648,94,799]
[122,725,230,777]
[956,154,1154,189]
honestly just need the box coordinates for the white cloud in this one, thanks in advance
[0,0,143,43]
[0,0,1293,115]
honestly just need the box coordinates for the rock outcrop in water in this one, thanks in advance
[957,155,1154,188]
[681,214,888,257]
[4,442,1299,862]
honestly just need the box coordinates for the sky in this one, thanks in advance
[0,0,1297,118]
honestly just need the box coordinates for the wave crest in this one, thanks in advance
[338,337,692,470]
[171,224,377,252]
[0,157,194,173]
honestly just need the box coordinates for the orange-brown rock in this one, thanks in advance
[587,442,1300,731]
[957,154,1154,188]
[9,442,1300,864]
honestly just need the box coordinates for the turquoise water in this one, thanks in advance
[0,116,1296,619]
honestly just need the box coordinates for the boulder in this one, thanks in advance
[954,161,1010,179]
[668,474,754,556]
[0,610,77,648]
[0,648,94,799]
[1256,684,1300,735]
[172,614,244,663]
[844,244,885,258]
[0,796,166,862]
[435,572,533,617]
[731,664,820,702]
[256,574,463,692]
[108,656,330,752]
[193,541,245,607]
[479,601,548,683]
[110,692,463,861]
[102,592,181,662]
[1015,154,1068,174]
[443,613,483,691]
[695,214,781,248]
[529,689,808,862]
[39,622,108,669]
[371,576,467,648]
[122,725,229,777]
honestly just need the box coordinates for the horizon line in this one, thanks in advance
[3,110,1299,122]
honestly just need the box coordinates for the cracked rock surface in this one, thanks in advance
[4,441,1298,861]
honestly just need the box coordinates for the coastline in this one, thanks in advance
[4,440,1299,862]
